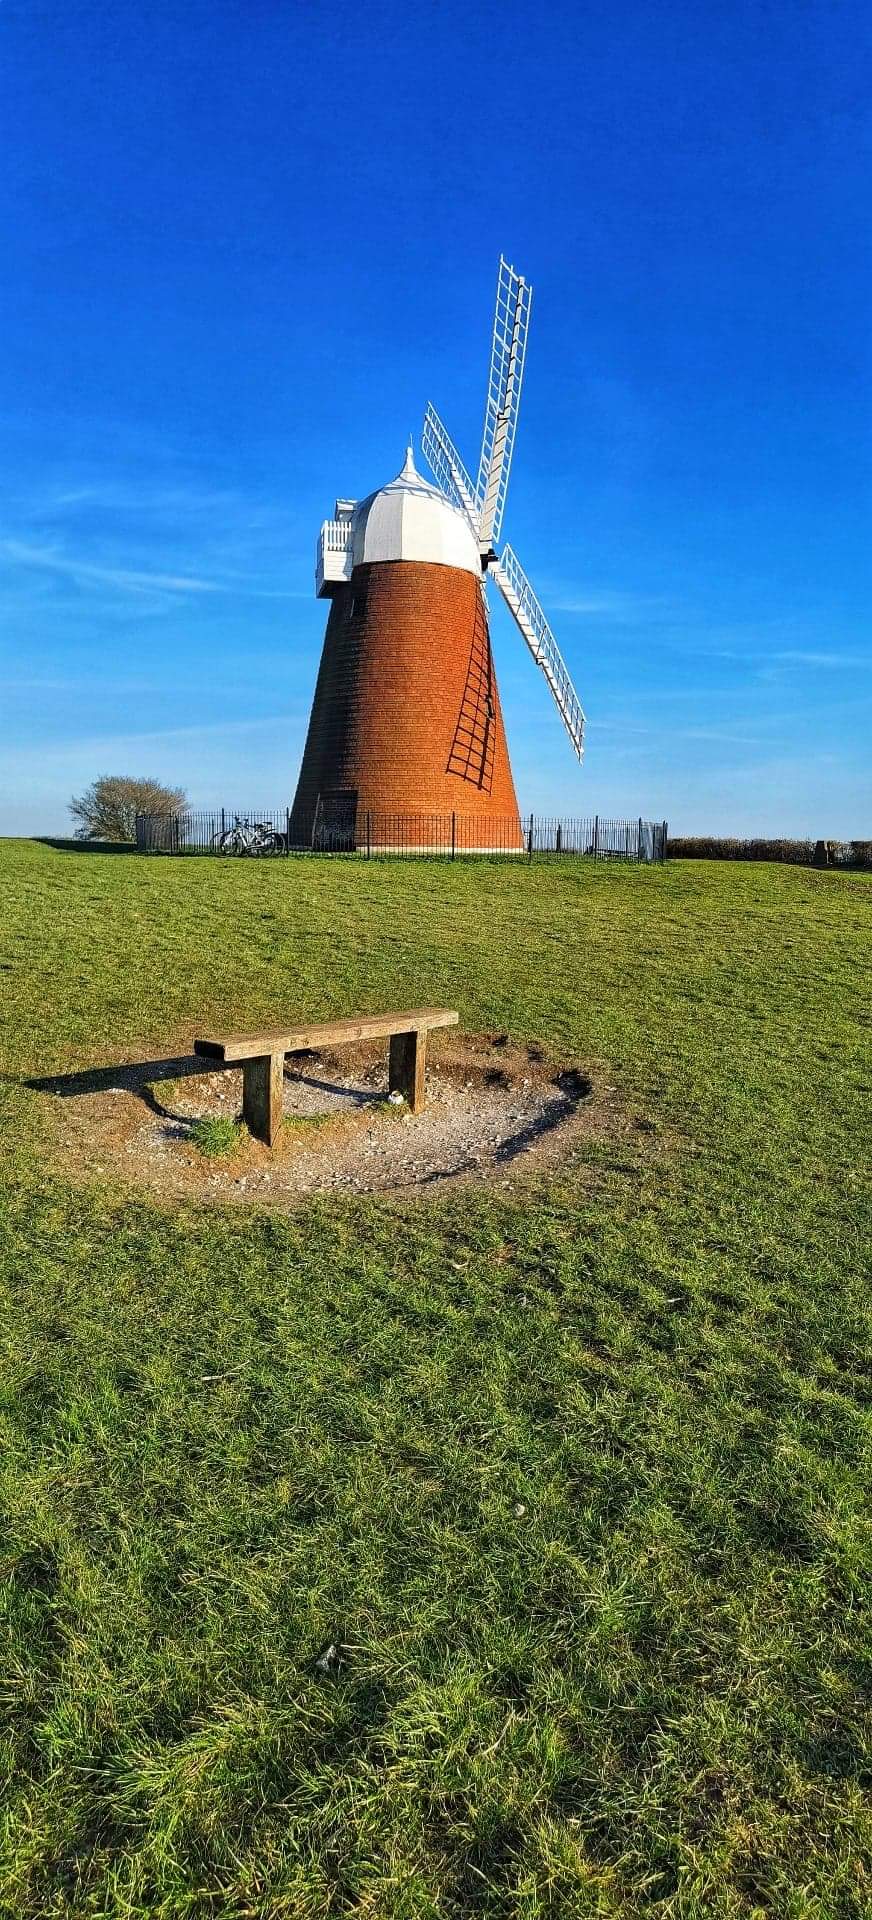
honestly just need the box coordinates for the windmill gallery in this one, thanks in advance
[289,259,587,852]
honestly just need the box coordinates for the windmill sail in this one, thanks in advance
[491,546,585,761]
[422,403,482,536]
[476,258,532,549]
[422,259,585,765]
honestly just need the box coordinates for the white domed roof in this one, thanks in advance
[351,446,482,579]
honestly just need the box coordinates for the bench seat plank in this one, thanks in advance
[194,1008,458,1065]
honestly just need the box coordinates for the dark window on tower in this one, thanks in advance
[351,589,368,620]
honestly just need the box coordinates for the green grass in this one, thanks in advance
[0,839,870,1918]
[190,1115,244,1158]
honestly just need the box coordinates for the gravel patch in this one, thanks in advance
[36,1036,601,1205]
[160,1052,590,1196]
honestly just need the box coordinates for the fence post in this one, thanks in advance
[662,820,668,863]
[528,813,534,859]
[366,811,371,859]
[638,816,643,862]
[451,812,456,861]
[285,807,290,856]
[593,814,599,859]
[556,821,562,855]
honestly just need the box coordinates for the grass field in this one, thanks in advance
[0,838,870,1919]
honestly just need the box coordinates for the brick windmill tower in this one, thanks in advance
[290,258,586,849]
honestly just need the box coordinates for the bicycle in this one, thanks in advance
[210,815,282,855]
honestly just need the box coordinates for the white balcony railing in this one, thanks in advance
[322,519,353,552]
[316,520,354,596]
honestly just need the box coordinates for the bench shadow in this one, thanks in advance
[22,1060,594,1187]
[26,1056,224,1123]
[24,1055,382,1123]
[285,1067,380,1108]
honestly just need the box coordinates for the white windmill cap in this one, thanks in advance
[351,446,481,579]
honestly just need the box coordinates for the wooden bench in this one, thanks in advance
[194,1008,459,1146]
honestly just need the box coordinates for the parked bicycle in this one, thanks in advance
[210,815,285,856]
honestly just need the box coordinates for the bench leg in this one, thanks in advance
[389,1029,427,1113]
[243,1052,284,1146]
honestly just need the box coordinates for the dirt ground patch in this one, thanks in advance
[32,1032,654,1208]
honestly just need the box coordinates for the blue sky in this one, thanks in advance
[1,0,869,836]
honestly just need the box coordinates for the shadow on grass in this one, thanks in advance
[495,1075,591,1165]
[411,1069,593,1188]
[24,1055,384,1123]
[34,837,139,855]
[284,1069,379,1107]
[21,1060,594,1183]
[25,1055,222,1122]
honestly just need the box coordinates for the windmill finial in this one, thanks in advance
[401,439,417,478]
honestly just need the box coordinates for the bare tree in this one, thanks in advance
[69,775,188,842]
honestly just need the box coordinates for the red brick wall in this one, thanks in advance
[290,561,521,843]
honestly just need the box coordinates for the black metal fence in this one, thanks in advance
[136,809,668,863]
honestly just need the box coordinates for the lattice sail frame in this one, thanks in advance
[421,404,481,535]
[477,256,532,548]
[422,256,586,765]
[492,549,585,761]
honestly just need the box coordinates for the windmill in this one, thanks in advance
[290,257,583,850]
[422,256,585,763]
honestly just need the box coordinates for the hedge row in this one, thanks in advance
[667,837,872,869]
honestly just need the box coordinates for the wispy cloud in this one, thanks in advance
[769,648,869,669]
[0,538,308,601]
[40,482,252,516]
[747,648,870,686]
[0,711,311,828]
[589,718,768,746]
[544,588,672,621]
[0,452,317,618]
[671,636,870,672]
[1,539,224,595]
[0,710,308,773]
